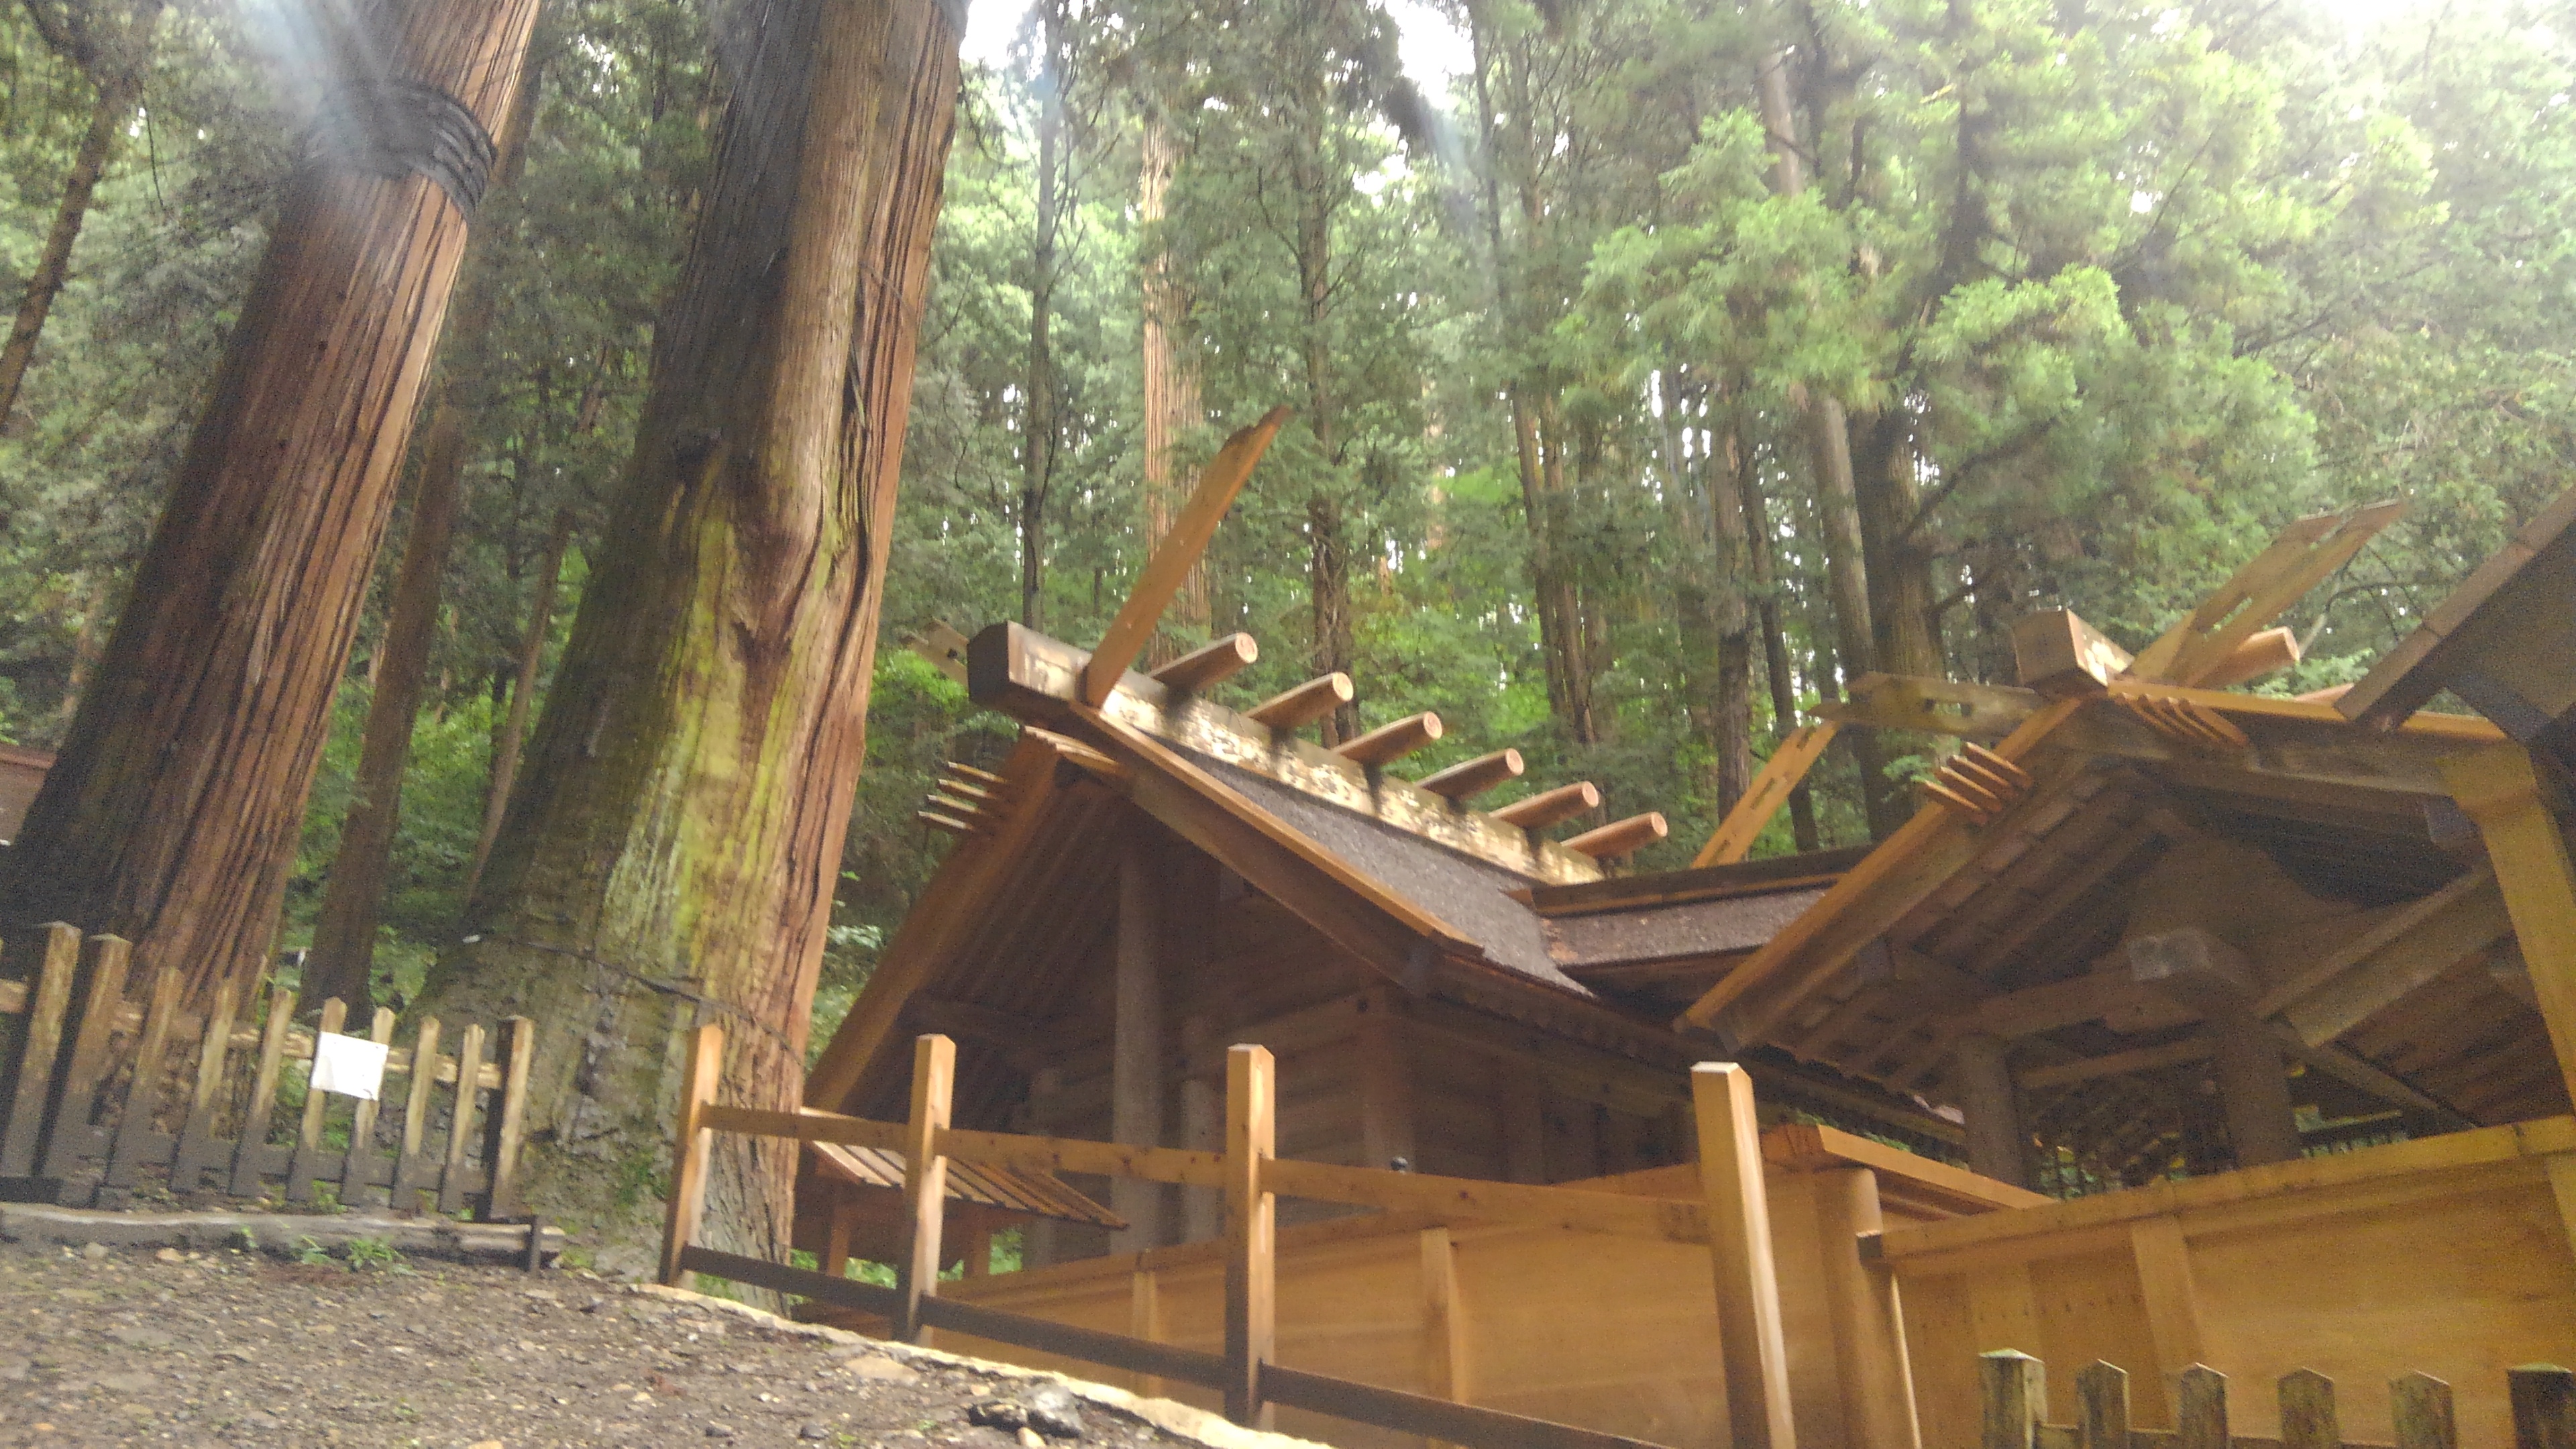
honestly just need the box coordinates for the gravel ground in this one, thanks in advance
[0,1240,1216,1449]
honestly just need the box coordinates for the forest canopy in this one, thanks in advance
[3,0,2572,1053]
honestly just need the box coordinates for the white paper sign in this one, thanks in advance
[311,1031,390,1102]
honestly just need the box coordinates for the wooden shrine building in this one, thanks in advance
[798,621,1952,1268]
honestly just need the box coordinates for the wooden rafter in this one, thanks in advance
[1693,723,1839,868]
[1081,407,1289,706]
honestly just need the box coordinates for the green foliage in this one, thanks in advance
[8,0,2576,1074]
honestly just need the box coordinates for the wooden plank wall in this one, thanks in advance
[1880,1117,2576,1449]
[913,1156,1968,1449]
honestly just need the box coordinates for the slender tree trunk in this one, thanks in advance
[1735,442,1821,852]
[1756,43,1896,836]
[464,506,573,904]
[1291,98,1359,745]
[0,7,162,433]
[1663,376,1750,814]
[304,409,468,1016]
[410,0,961,1267]
[1139,106,1205,661]
[0,0,547,1007]
[306,53,545,1017]
[1018,0,1064,631]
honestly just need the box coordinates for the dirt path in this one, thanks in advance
[0,1239,1235,1449]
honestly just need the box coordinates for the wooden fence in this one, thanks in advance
[0,921,531,1216]
[660,1028,1800,1449]
[1977,1352,2575,1449]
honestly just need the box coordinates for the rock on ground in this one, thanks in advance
[0,1238,1241,1449]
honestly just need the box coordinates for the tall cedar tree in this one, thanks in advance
[0,0,545,1005]
[305,56,550,1016]
[408,0,962,1262]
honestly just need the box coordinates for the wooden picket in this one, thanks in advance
[1977,1351,2574,1449]
[0,921,530,1219]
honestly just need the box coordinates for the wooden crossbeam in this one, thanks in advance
[1247,673,1353,731]
[2129,502,2402,688]
[1416,748,1523,801]
[1564,812,1668,860]
[1494,782,1601,830]
[1082,407,1289,706]
[1693,723,1839,867]
[1335,712,1442,767]
[1152,633,1258,692]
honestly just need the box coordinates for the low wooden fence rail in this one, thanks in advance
[0,921,531,1214]
[660,1028,1799,1449]
[1978,1352,2574,1449]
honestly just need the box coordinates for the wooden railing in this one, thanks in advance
[659,1028,1798,1449]
[0,921,531,1214]
[1978,1352,2571,1449]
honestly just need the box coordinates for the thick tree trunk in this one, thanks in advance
[409,0,961,1272]
[464,506,574,903]
[1018,1,1063,631]
[307,54,545,1016]
[0,0,546,1007]
[0,7,162,433]
[1856,415,1946,680]
[1139,107,1205,661]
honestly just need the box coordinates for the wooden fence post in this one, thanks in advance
[2512,1365,2576,1449]
[438,1021,486,1216]
[1979,1350,2045,1449]
[2176,1365,2229,1449]
[2076,1361,2129,1449]
[45,933,131,1182]
[284,996,348,1202]
[170,977,241,1189]
[1693,1061,1797,1449]
[107,966,184,1189]
[225,985,294,1196]
[1225,1042,1276,1430]
[2280,1368,2339,1449]
[2392,1373,2455,1449]
[657,1022,724,1286]
[898,1032,955,1344]
[390,1017,441,1207]
[483,1016,534,1219]
[0,922,82,1177]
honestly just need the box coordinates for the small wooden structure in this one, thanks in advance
[802,619,1955,1274]
[0,920,532,1214]
[686,1026,2029,1449]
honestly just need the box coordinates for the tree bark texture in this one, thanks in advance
[411,0,961,1269]
[307,54,546,1016]
[464,506,574,903]
[0,0,166,433]
[0,0,546,1008]
[1139,107,1206,661]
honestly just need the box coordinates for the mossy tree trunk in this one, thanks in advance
[0,0,547,1007]
[409,0,961,1270]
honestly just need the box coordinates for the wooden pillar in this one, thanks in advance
[1358,993,1416,1171]
[2129,1217,2204,1426]
[1813,1168,1921,1449]
[2448,744,2576,1110]
[822,1193,857,1281]
[1024,1066,1063,1269]
[1225,1043,1277,1430]
[2209,1011,2300,1168]
[1952,1035,2029,1189]
[1130,1267,1165,1398]
[1180,1014,1222,1242]
[898,1032,955,1344]
[1114,839,1167,1251]
[1421,1226,1470,1448]
[1693,1062,1797,1449]
[657,1023,723,1286]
